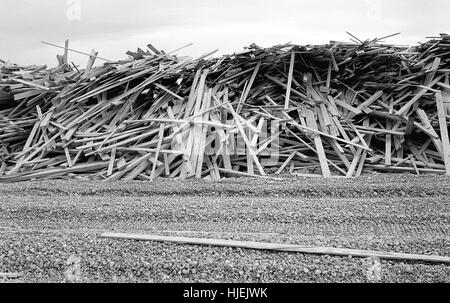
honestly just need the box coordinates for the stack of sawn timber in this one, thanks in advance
[1,33,450,182]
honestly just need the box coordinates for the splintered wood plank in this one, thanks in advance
[329,48,339,72]
[101,233,450,264]
[0,163,7,176]
[11,78,50,91]
[319,103,332,127]
[385,103,393,167]
[350,124,370,151]
[346,148,363,178]
[204,156,219,180]
[107,147,117,177]
[216,168,275,179]
[71,150,83,167]
[13,89,42,101]
[334,97,362,115]
[435,92,450,175]
[416,108,443,156]
[237,61,261,114]
[64,147,73,168]
[150,123,166,181]
[304,109,331,178]
[209,111,232,171]
[107,153,161,182]
[1,162,110,183]
[275,151,296,174]
[443,73,450,115]
[284,52,296,110]
[63,39,69,64]
[195,90,212,178]
[424,57,441,86]
[355,90,383,113]
[188,71,208,173]
[332,116,356,155]
[325,96,341,117]
[117,158,127,171]
[326,61,332,92]
[246,127,254,175]
[184,70,201,118]
[356,136,372,177]
[124,160,151,181]
[84,49,99,78]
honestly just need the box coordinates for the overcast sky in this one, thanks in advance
[1,0,449,67]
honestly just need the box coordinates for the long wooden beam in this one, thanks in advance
[101,233,450,264]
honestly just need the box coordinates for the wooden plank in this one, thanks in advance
[326,61,332,92]
[101,233,450,264]
[64,147,73,168]
[410,155,420,175]
[1,162,109,183]
[356,90,384,113]
[346,148,363,178]
[107,147,116,177]
[84,49,99,78]
[416,108,443,156]
[385,103,393,167]
[435,92,450,175]
[304,109,331,178]
[284,52,295,109]
[11,78,50,91]
[195,90,212,178]
[319,103,332,127]
[124,160,151,181]
[166,107,194,175]
[0,162,7,176]
[246,127,254,175]
[367,164,445,174]
[63,39,69,65]
[355,135,372,177]
[334,98,362,115]
[350,124,370,151]
[275,151,296,174]
[150,123,166,181]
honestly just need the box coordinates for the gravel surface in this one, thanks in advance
[0,174,449,283]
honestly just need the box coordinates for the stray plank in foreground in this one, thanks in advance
[101,233,450,264]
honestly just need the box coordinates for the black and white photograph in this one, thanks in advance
[0,0,448,297]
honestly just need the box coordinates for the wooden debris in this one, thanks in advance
[1,34,450,181]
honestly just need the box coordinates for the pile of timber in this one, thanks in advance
[1,33,450,182]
